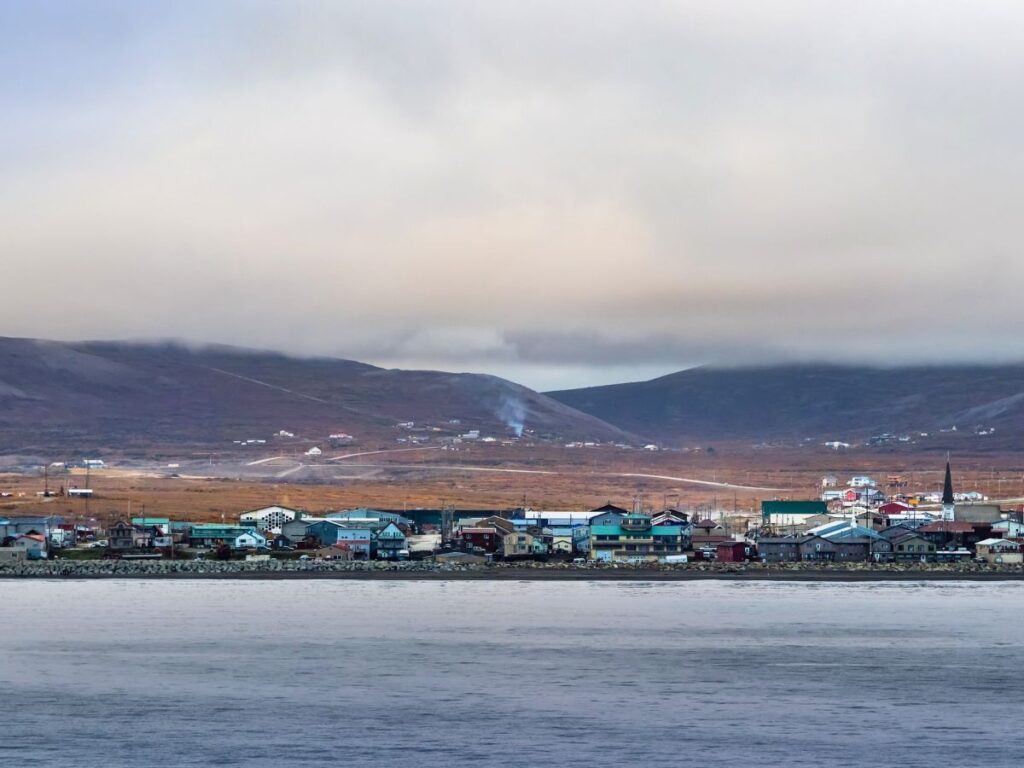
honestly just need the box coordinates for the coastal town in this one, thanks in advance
[2,460,1022,574]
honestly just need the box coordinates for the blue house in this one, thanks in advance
[305,521,373,558]
[374,522,408,560]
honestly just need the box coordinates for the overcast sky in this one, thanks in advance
[3,1,1024,390]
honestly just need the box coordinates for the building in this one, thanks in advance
[716,541,748,562]
[991,519,1024,539]
[374,522,408,560]
[503,530,548,558]
[0,515,64,541]
[843,487,885,506]
[756,537,803,563]
[821,475,839,488]
[9,533,47,559]
[455,516,517,552]
[107,521,156,550]
[878,502,913,517]
[761,500,828,528]
[589,513,689,562]
[848,476,876,487]
[974,538,1023,564]
[324,509,412,531]
[189,524,261,549]
[304,521,373,557]
[588,503,629,527]
[918,520,977,551]
[234,529,268,549]
[131,517,171,535]
[889,532,937,562]
[280,518,318,544]
[240,506,303,533]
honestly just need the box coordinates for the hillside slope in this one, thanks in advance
[0,337,634,453]
[547,364,1024,448]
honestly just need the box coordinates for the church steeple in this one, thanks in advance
[942,459,954,505]
[941,457,955,521]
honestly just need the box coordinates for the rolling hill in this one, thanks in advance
[547,364,1024,449]
[0,337,635,454]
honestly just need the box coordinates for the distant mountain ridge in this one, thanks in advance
[0,337,634,453]
[547,364,1024,449]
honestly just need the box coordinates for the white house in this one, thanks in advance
[848,476,877,488]
[974,538,1023,564]
[233,530,268,550]
[11,533,47,559]
[239,505,302,533]
[821,475,839,488]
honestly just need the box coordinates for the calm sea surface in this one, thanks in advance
[1,579,1022,767]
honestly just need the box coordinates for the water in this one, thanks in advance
[1,579,1022,767]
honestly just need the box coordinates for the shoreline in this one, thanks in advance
[3,564,1024,582]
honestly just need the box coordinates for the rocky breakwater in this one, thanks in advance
[0,558,450,578]
[1,558,1024,579]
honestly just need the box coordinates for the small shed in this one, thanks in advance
[716,541,747,562]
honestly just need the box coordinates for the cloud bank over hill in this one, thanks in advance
[3,1,1024,388]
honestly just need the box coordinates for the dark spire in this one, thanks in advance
[942,458,955,506]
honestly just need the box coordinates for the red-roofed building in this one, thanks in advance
[919,520,980,551]
[879,502,913,516]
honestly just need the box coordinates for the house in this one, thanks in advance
[189,524,261,549]
[233,529,267,549]
[304,521,373,557]
[305,446,322,457]
[974,538,1023,564]
[761,500,828,527]
[503,530,548,558]
[589,513,688,562]
[107,521,155,550]
[454,516,516,552]
[455,526,505,552]
[843,487,885,505]
[9,533,47,559]
[588,503,629,527]
[799,535,842,561]
[651,508,690,526]
[878,502,913,517]
[131,517,171,535]
[848,476,877,488]
[756,537,804,562]
[549,526,577,554]
[374,522,408,560]
[918,520,977,551]
[821,475,839,488]
[240,506,303,533]
[280,518,318,544]
[889,532,937,562]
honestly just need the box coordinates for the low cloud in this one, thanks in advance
[4,1,1024,389]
